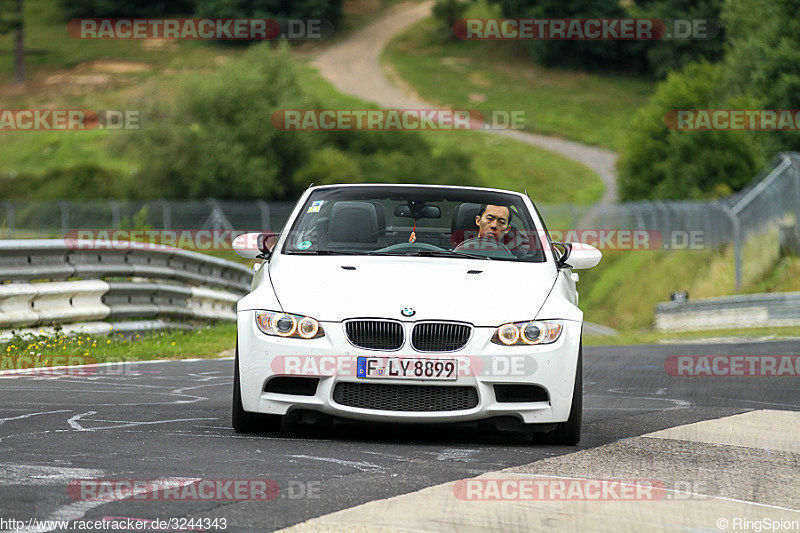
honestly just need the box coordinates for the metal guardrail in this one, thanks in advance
[1,153,798,294]
[654,292,800,331]
[3,155,800,295]
[0,240,252,329]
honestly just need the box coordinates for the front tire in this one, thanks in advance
[232,346,281,434]
[548,342,582,445]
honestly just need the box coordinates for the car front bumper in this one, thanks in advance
[236,311,582,425]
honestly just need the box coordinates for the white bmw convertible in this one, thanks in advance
[231,184,601,444]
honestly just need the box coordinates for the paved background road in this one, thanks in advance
[313,1,619,205]
[1,341,798,532]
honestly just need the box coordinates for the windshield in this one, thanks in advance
[281,186,548,262]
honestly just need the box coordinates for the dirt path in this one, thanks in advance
[313,1,619,205]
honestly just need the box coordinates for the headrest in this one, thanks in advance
[450,202,482,247]
[328,201,379,244]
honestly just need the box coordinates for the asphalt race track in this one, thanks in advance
[0,340,798,532]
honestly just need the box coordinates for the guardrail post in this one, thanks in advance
[59,201,69,234]
[654,202,670,239]
[633,203,645,230]
[159,200,171,231]
[110,201,121,229]
[723,206,742,292]
[204,199,234,231]
[3,201,13,238]
[256,200,270,231]
[790,153,800,244]
[706,204,718,246]
[733,219,742,291]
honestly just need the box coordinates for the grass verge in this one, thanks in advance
[585,325,800,347]
[300,65,605,203]
[0,323,236,370]
[382,1,653,150]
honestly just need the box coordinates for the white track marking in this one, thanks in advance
[11,478,201,533]
[0,463,103,486]
[67,411,97,431]
[0,410,70,425]
[436,449,477,461]
[288,454,383,472]
[67,411,216,432]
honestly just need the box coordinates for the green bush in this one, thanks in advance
[719,0,800,155]
[619,0,800,201]
[292,147,363,188]
[490,0,640,72]
[633,0,726,79]
[135,44,314,200]
[488,0,725,76]
[131,43,481,200]
[319,130,481,186]
[59,0,197,18]
[0,163,128,200]
[195,0,342,26]
[618,62,764,200]
[432,0,471,39]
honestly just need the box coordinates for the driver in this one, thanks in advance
[475,204,511,241]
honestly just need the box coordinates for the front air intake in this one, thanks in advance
[333,382,479,412]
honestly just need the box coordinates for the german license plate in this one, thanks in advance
[356,357,458,380]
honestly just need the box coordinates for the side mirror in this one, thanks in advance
[553,242,601,269]
[232,232,279,259]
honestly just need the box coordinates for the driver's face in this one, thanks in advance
[476,205,510,240]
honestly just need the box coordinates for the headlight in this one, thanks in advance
[255,311,324,339]
[491,320,563,346]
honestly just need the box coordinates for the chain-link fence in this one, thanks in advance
[0,199,296,236]
[570,153,800,289]
[2,152,799,291]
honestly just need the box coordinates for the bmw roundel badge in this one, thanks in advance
[401,308,416,317]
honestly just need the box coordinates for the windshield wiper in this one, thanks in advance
[285,249,363,255]
[374,249,491,260]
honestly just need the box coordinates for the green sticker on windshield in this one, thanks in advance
[297,240,312,250]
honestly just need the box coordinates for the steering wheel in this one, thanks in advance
[453,237,513,254]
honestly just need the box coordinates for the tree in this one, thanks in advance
[618,62,763,200]
[488,0,725,76]
[59,0,197,18]
[0,0,25,83]
[195,0,343,27]
[432,0,471,40]
[136,44,314,200]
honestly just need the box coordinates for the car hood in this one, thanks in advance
[260,255,557,326]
